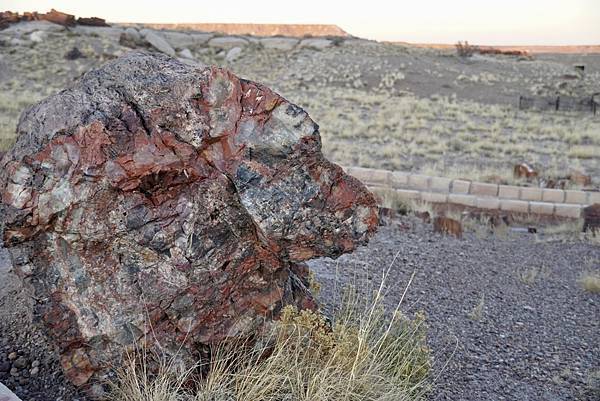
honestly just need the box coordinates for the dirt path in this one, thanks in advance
[309,217,600,401]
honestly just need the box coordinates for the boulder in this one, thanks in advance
[178,48,194,59]
[39,9,75,27]
[433,216,463,238]
[208,36,249,48]
[77,17,109,27]
[1,20,65,35]
[71,25,124,41]
[119,27,143,48]
[142,30,176,56]
[64,47,85,60]
[0,52,378,390]
[225,46,242,62]
[160,31,197,49]
[260,37,299,50]
[190,32,214,44]
[298,38,333,50]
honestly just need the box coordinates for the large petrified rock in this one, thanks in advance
[0,52,378,389]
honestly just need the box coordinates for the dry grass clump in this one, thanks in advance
[109,284,431,401]
[0,88,45,151]
[579,272,600,293]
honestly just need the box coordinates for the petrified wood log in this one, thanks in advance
[0,52,377,388]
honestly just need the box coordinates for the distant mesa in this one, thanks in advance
[121,22,349,38]
[390,41,600,55]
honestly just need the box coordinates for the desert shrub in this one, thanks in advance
[109,283,431,401]
[579,272,600,293]
[455,41,478,58]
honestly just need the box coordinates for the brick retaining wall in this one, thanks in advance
[343,166,598,218]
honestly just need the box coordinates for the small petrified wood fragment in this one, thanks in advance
[583,203,600,234]
[0,52,377,388]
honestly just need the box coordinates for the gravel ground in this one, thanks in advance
[1,216,599,400]
[0,247,84,401]
[310,216,600,401]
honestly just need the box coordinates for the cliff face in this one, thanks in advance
[123,23,349,37]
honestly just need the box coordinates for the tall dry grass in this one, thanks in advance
[108,275,431,401]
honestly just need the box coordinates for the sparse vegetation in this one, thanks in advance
[109,284,431,401]
[467,295,485,321]
[1,31,599,186]
[579,272,600,293]
[518,263,550,285]
[455,41,477,58]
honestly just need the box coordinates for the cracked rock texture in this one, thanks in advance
[0,52,377,390]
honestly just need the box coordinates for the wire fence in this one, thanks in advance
[518,95,599,114]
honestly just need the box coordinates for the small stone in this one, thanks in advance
[7,352,17,360]
[39,9,76,27]
[208,36,249,48]
[0,361,10,372]
[31,360,40,368]
[30,366,39,376]
[29,30,48,43]
[10,367,19,376]
[178,48,194,59]
[13,356,28,369]
[65,47,85,60]
[583,204,600,234]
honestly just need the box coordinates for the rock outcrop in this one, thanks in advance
[0,52,378,390]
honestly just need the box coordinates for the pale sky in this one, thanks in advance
[4,0,600,45]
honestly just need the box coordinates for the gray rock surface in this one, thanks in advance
[71,26,124,40]
[225,46,242,62]
[260,37,298,50]
[208,36,249,48]
[298,38,333,50]
[178,48,194,59]
[123,27,140,41]
[2,21,65,35]
[0,382,22,401]
[160,31,203,49]
[143,30,176,56]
